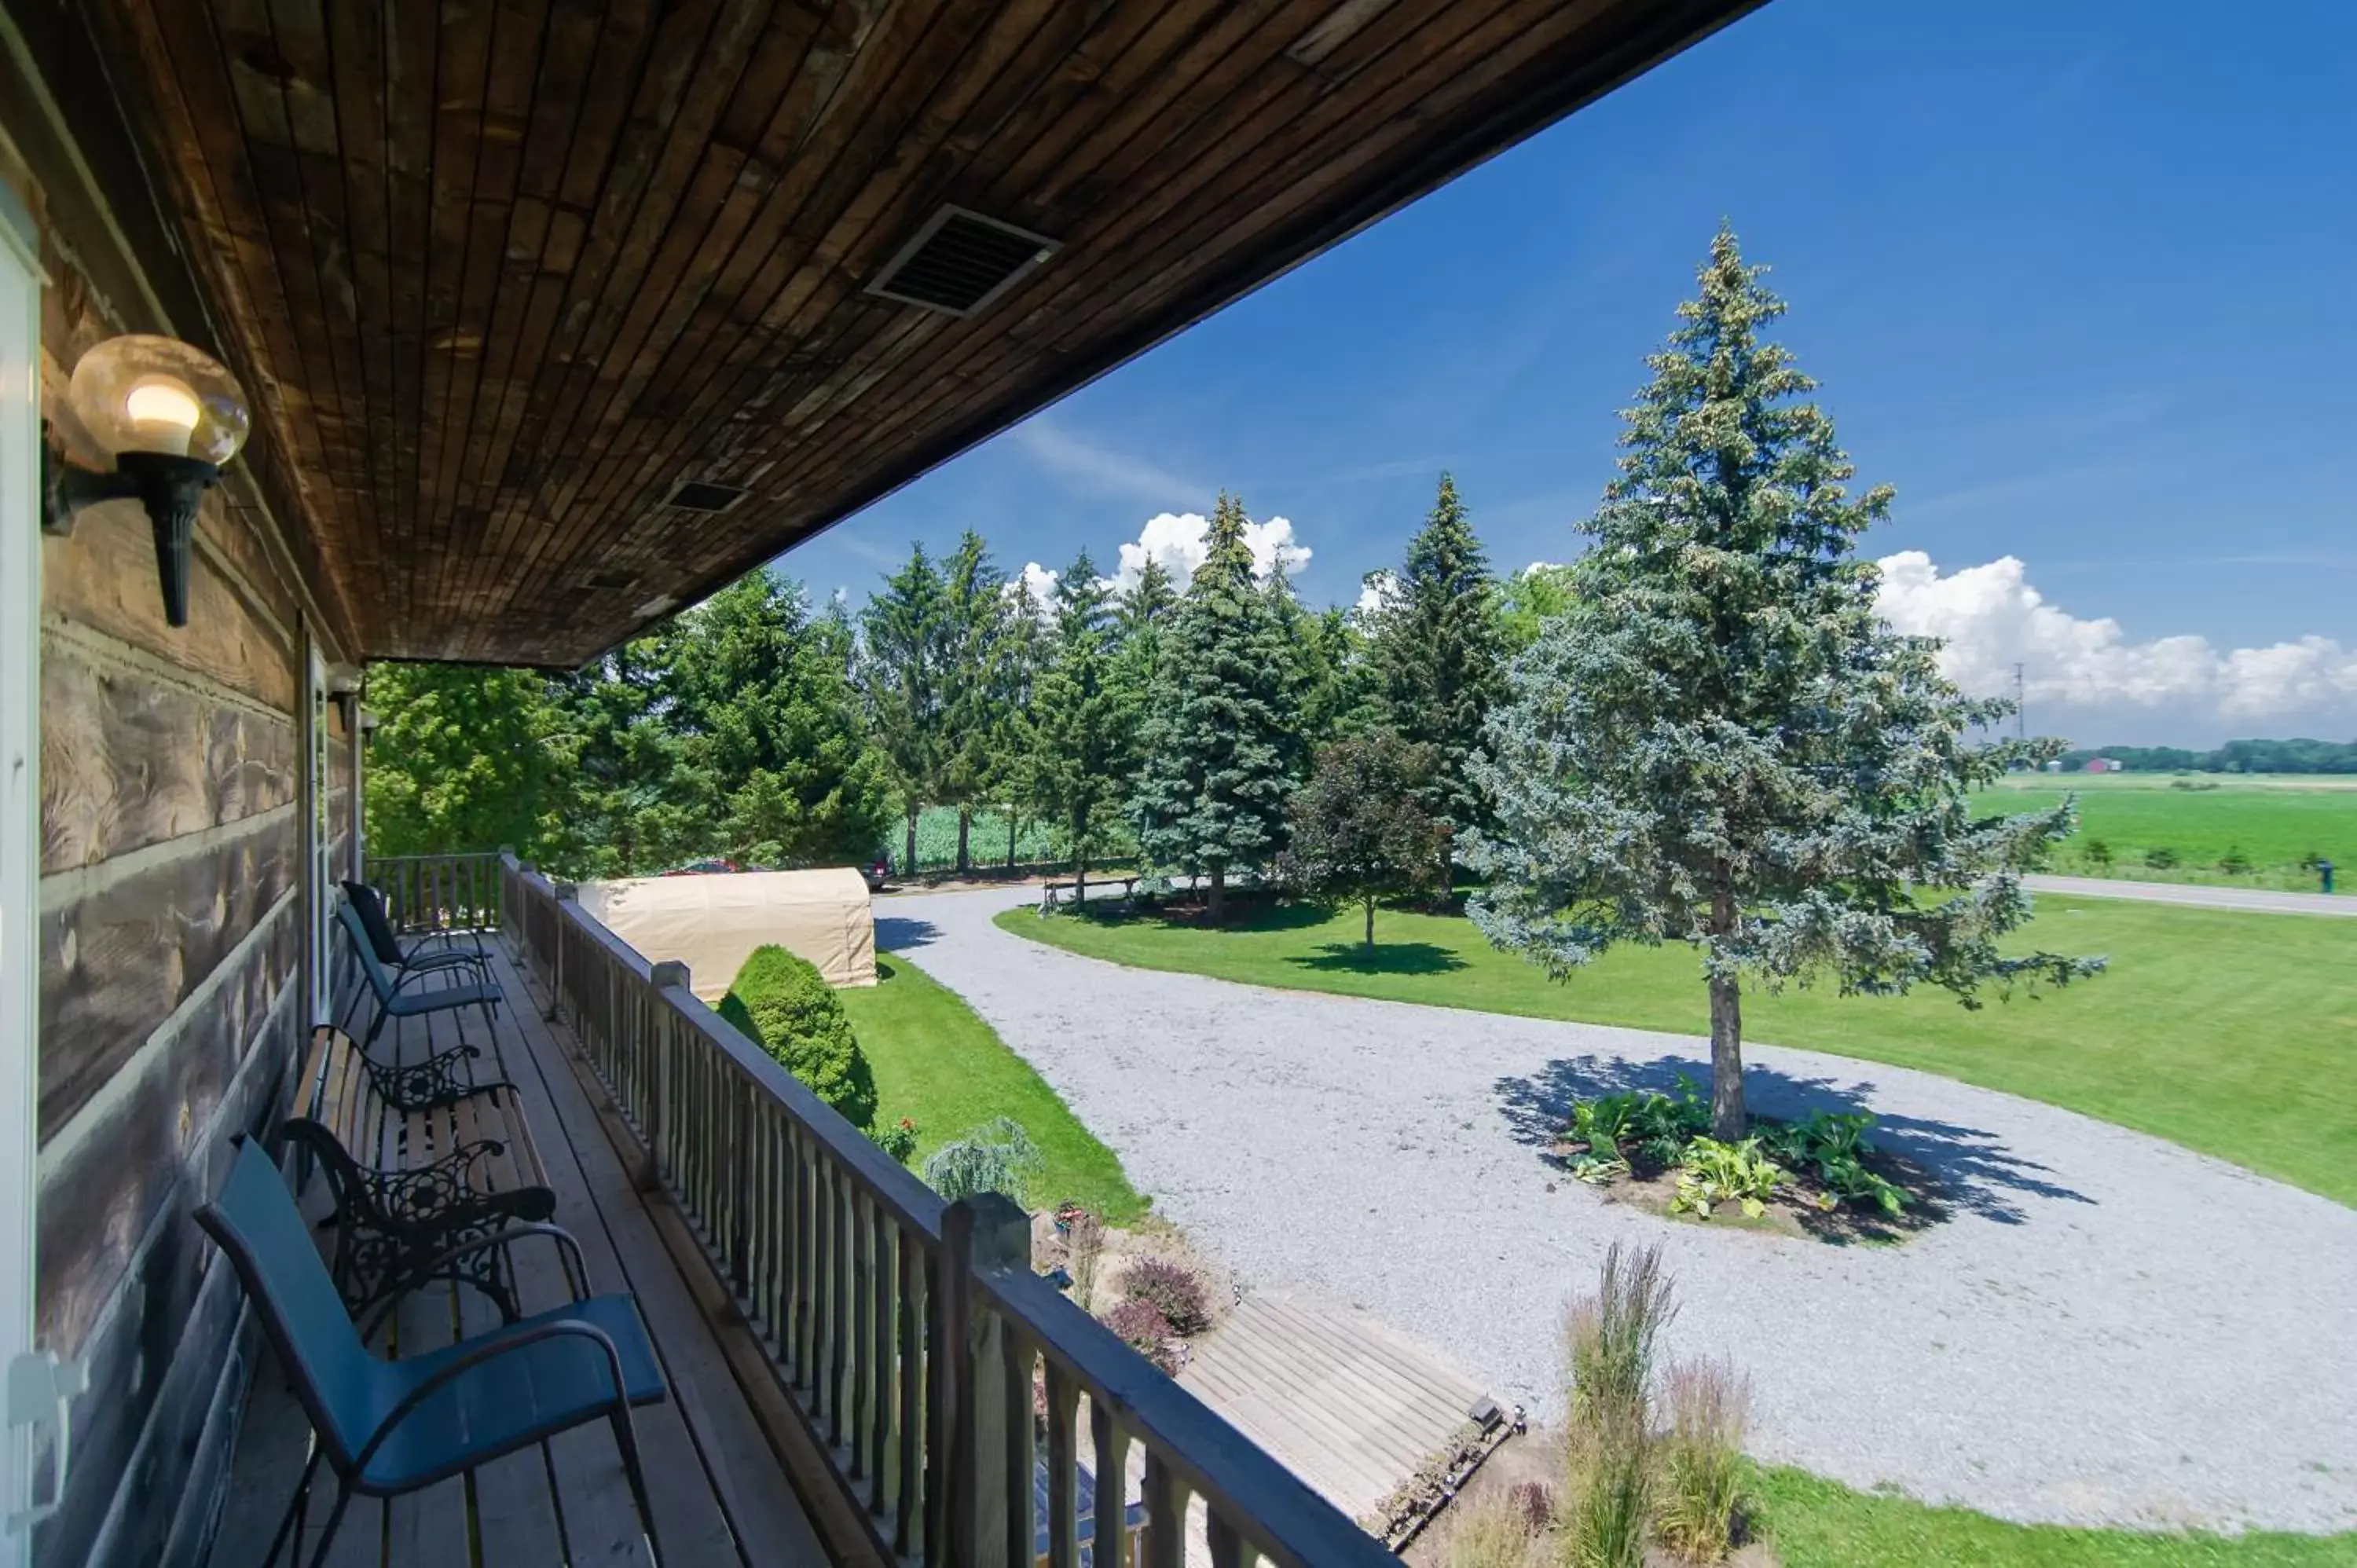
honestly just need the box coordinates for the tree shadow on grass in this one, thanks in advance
[1494,1053,2094,1228]
[1288,941,1469,976]
[875,916,941,954]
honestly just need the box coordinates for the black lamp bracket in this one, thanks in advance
[38,421,222,626]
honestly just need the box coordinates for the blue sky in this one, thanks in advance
[781,0,2357,746]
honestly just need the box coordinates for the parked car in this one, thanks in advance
[863,853,891,892]
[661,857,743,877]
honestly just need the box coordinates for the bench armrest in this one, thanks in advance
[355,1222,592,1339]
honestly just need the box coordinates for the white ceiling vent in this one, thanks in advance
[865,205,1059,317]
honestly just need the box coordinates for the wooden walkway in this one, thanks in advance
[1178,1293,1492,1523]
[208,946,827,1567]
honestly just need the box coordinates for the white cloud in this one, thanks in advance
[1874,551,2357,739]
[1113,511,1310,589]
[1357,570,1399,615]
[1004,559,1061,613]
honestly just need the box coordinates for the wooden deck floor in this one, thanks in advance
[1178,1293,1493,1523]
[208,945,828,1567]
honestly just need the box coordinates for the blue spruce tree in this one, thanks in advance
[1468,226,2098,1138]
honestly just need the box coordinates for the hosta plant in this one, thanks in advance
[1668,1138,1784,1220]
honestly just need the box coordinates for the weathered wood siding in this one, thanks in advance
[1,69,354,1568]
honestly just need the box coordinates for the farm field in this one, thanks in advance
[999,894,2357,1207]
[1988,772,2356,891]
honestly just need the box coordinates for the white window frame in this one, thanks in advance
[0,178,46,1568]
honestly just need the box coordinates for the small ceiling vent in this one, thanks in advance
[582,570,636,592]
[662,479,750,513]
[866,205,1059,317]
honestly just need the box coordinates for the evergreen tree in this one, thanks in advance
[545,634,704,877]
[365,663,566,862]
[1468,227,2097,1139]
[1131,493,1299,918]
[860,544,950,874]
[1368,473,1504,887]
[664,573,893,869]
[1114,555,1180,698]
[939,530,1012,874]
[1028,550,1138,903]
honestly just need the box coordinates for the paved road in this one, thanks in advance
[877,884,2357,1536]
[2026,873,2355,916]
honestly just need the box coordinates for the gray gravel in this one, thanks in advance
[2026,873,2357,918]
[878,885,2357,1535]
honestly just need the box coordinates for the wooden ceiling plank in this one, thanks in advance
[208,0,371,573]
[267,0,387,605]
[411,0,497,639]
[443,0,746,656]
[420,0,556,633]
[442,0,607,633]
[446,0,654,655]
[550,0,1180,600]
[551,0,1080,581]
[379,0,438,632]
[754,0,1535,520]
[322,0,398,601]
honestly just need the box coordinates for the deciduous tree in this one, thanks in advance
[1468,227,2097,1139]
[1282,733,1447,951]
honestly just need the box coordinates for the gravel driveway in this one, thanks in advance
[878,885,2357,1534]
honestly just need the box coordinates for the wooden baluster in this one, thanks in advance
[830,1160,852,1445]
[1043,1363,1081,1568]
[1142,1452,1182,1568]
[1091,1399,1129,1568]
[868,1200,892,1512]
[1207,1509,1245,1568]
[853,1192,882,1471]
[925,1219,955,1568]
[899,1228,927,1559]
[794,1127,816,1390]
[1001,1326,1035,1568]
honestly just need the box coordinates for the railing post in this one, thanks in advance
[550,880,577,1022]
[649,961,688,1194]
[947,1193,1029,1568]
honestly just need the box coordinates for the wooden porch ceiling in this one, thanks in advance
[89,0,1760,666]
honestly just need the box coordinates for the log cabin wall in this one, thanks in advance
[0,29,360,1568]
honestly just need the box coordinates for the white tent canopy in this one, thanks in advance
[580,867,877,998]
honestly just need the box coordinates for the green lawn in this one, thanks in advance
[1750,1468,2356,1566]
[839,953,1147,1223]
[1986,773,2357,890]
[996,896,2357,1207]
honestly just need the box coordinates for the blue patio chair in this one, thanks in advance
[341,878,491,984]
[196,1137,667,1567]
[337,899,504,1055]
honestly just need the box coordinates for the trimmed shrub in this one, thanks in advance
[1100,1298,1178,1373]
[719,944,877,1130]
[1120,1256,1211,1335]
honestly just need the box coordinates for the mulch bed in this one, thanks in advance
[1543,1127,1947,1245]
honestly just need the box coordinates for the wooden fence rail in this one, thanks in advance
[364,852,504,936]
[497,854,1390,1568]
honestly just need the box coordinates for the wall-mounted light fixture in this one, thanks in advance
[42,334,251,628]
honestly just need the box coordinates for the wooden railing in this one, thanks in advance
[497,855,1391,1568]
[364,852,504,935]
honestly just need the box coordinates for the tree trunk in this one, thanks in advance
[1006,810,1017,869]
[955,807,971,875]
[1206,865,1225,921]
[1707,870,1746,1138]
[904,806,918,880]
[1364,895,1376,951]
[1076,853,1087,909]
[1706,972,1745,1140]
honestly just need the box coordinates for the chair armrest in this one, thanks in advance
[355,1222,592,1339]
[350,1316,632,1476]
